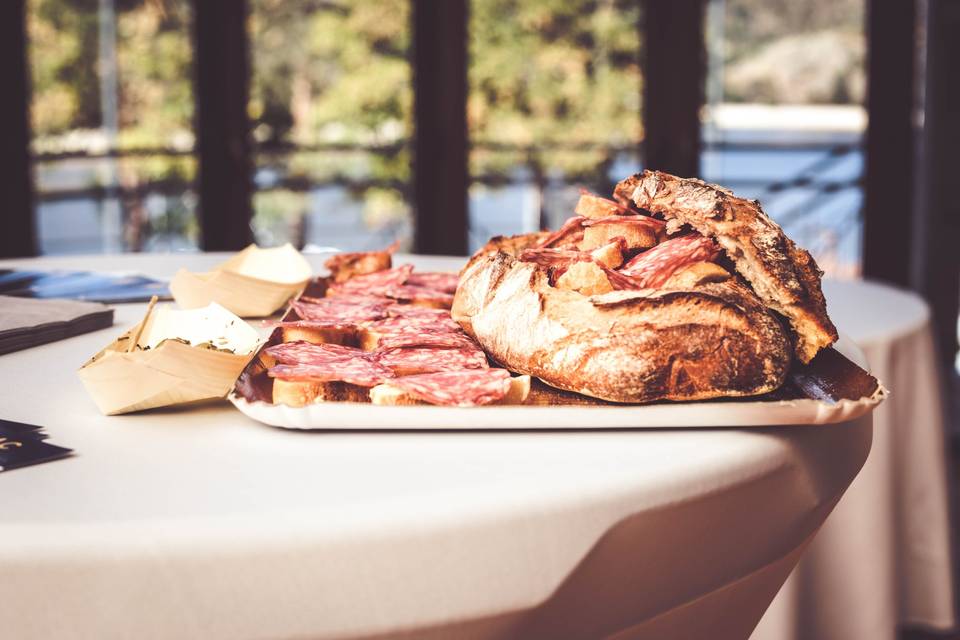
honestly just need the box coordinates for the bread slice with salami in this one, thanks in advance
[240,252,533,408]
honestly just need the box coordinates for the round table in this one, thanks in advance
[0,253,874,640]
[753,280,956,640]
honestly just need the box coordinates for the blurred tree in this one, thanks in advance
[248,0,411,244]
[29,0,192,145]
[723,0,864,104]
[469,0,642,184]
[29,0,101,134]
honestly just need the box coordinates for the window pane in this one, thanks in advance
[702,0,865,278]
[249,0,412,251]
[468,0,642,251]
[29,0,197,254]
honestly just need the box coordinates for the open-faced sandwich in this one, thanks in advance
[235,170,857,409]
[237,244,533,408]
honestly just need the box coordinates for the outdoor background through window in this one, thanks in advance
[29,0,196,254]
[249,0,412,252]
[468,0,643,252]
[28,0,867,275]
[703,0,866,278]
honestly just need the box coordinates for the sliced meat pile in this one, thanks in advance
[518,191,730,295]
[264,249,516,406]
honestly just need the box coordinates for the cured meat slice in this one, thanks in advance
[364,314,461,334]
[383,284,454,307]
[375,346,489,375]
[327,264,414,297]
[264,341,367,365]
[300,293,393,306]
[614,235,721,289]
[386,369,513,406]
[405,271,459,294]
[323,241,399,283]
[267,359,393,387]
[520,240,625,273]
[536,216,587,249]
[279,319,358,332]
[385,305,454,322]
[518,246,589,268]
[375,329,479,352]
[581,214,665,230]
[290,298,389,323]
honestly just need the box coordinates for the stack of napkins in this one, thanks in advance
[0,296,114,355]
[0,269,169,303]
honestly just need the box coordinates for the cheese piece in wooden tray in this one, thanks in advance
[79,300,262,415]
[170,243,312,318]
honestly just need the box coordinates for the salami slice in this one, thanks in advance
[300,293,393,306]
[364,314,461,334]
[614,235,721,289]
[537,215,587,248]
[405,271,459,294]
[375,346,489,375]
[385,305,454,322]
[268,360,393,387]
[279,319,358,331]
[519,246,590,268]
[327,264,414,297]
[375,328,479,352]
[264,341,367,365]
[581,214,665,230]
[383,284,454,307]
[386,369,513,406]
[290,298,389,323]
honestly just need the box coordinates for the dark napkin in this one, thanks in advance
[0,418,73,471]
[0,295,114,355]
[0,269,170,304]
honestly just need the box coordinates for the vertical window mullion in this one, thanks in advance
[1,0,37,258]
[192,0,254,251]
[641,0,707,178]
[862,0,916,287]
[913,0,960,370]
[412,0,469,256]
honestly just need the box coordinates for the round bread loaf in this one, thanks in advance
[452,251,792,403]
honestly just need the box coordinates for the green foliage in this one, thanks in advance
[721,0,864,104]
[29,0,192,143]
[30,0,101,133]
[249,0,410,145]
[469,0,641,179]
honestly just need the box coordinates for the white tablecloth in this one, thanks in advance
[753,279,956,640]
[0,253,876,640]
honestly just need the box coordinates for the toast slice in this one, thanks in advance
[615,170,838,362]
[272,378,370,407]
[370,375,532,406]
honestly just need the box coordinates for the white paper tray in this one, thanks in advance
[229,334,885,430]
[229,387,885,430]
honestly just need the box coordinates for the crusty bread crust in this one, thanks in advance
[615,170,838,362]
[462,231,549,274]
[452,252,792,403]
